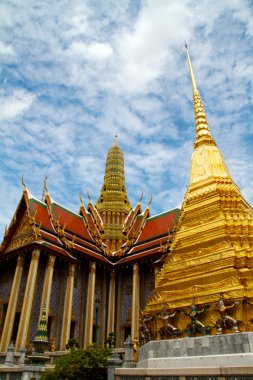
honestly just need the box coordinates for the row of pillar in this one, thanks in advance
[0,250,140,353]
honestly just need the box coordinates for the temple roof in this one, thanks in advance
[0,186,180,267]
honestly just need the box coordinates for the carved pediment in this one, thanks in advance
[7,212,34,251]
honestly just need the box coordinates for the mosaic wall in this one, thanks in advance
[0,259,16,336]
[72,265,82,339]
[50,260,67,348]
[78,263,89,346]
[50,258,62,342]
[142,265,155,308]
[121,268,132,329]
[0,259,15,304]
[17,257,29,312]
[94,267,103,346]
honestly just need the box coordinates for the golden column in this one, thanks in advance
[0,255,25,352]
[39,255,56,321]
[131,263,139,341]
[15,249,40,352]
[84,262,96,347]
[107,270,116,337]
[60,263,75,350]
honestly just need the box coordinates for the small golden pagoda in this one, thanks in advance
[96,134,132,253]
[144,46,253,336]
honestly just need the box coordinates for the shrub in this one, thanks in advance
[40,344,111,380]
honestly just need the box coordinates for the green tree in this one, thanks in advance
[40,344,111,380]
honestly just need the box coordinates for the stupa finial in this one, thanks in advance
[185,44,214,148]
[185,43,197,93]
[114,133,118,146]
[185,45,231,183]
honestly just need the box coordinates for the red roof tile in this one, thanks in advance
[51,203,93,241]
[29,198,55,232]
[136,209,180,243]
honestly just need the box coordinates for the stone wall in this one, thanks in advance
[137,333,253,369]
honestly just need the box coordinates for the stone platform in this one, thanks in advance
[137,332,253,368]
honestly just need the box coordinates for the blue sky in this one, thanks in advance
[0,0,253,239]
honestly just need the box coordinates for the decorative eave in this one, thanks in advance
[127,196,152,243]
[44,191,71,251]
[87,199,104,233]
[44,191,101,255]
[79,203,102,242]
[123,196,143,235]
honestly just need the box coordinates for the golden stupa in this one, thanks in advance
[144,46,253,337]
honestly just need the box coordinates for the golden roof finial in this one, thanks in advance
[114,133,118,146]
[42,175,48,201]
[79,191,84,205]
[44,176,48,193]
[21,175,26,190]
[138,191,143,203]
[87,190,91,202]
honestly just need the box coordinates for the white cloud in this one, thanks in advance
[0,42,15,56]
[0,90,36,120]
[113,1,194,92]
[68,41,113,60]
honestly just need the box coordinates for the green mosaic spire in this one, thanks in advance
[33,302,49,353]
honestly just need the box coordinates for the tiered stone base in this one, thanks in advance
[137,333,253,368]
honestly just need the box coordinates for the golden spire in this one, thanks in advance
[185,43,214,149]
[185,44,231,184]
[114,133,118,146]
